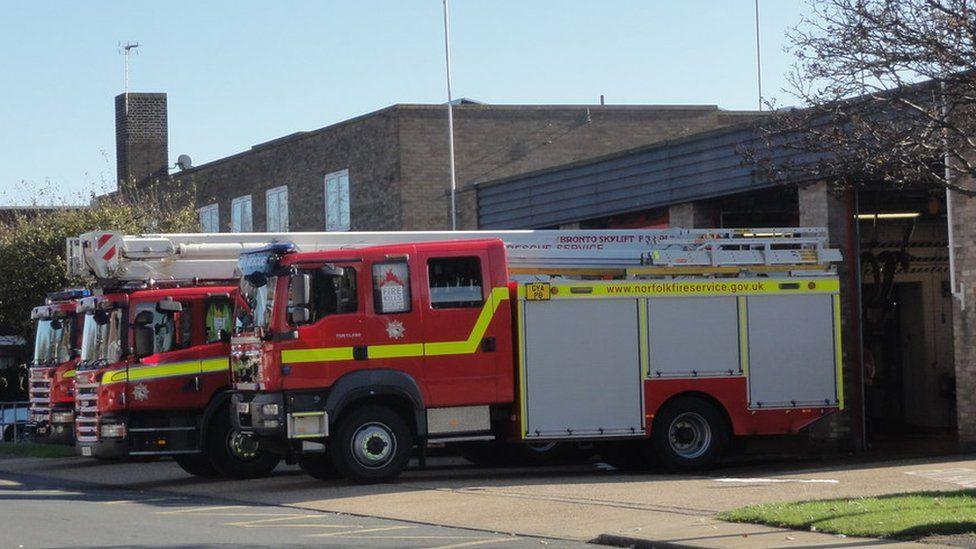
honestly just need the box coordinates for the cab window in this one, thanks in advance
[133,301,190,354]
[290,266,358,324]
[372,262,411,314]
[205,299,232,343]
[427,257,483,309]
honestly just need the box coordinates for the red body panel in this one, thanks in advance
[643,378,834,436]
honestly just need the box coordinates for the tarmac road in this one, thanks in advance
[1,452,972,548]
[0,468,583,549]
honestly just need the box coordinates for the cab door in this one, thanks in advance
[418,246,500,407]
[360,251,427,391]
[126,298,200,411]
[275,262,365,390]
[195,296,234,404]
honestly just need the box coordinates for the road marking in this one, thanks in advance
[307,525,414,538]
[102,496,187,505]
[906,467,976,488]
[157,505,244,514]
[0,479,22,486]
[428,538,516,549]
[227,514,355,529]
[712,477,839,484]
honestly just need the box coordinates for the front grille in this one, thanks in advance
[75,371,99,443]
[28,367,51,425]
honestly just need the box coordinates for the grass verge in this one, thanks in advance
[0,442,75,458]
[719,491,976,540]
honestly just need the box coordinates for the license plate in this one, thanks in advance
[237,402,250,414]
[81,446,92,457]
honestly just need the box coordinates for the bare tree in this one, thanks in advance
[760,0,976,196]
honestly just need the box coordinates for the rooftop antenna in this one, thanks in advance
[119,41,140,99]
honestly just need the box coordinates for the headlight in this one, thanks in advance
[51,411,74,424]
[261,403,279,416]
[100,423,126,438]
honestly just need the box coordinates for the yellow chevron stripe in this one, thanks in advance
[100,358,230,385]
[282,287,510,364]
[62,369,76,379]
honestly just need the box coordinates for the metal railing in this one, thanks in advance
[0,401,29,443]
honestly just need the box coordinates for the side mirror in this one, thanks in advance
[93,310,110,326]
[133,325,154,358]
[134,310,154,326]
[292,274,312,307]
[156,299,183,314]
[245,272,268,288]
[289,306,311,325]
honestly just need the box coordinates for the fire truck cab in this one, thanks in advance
[229,230,844,483]
[73,285,280,478]
[28,289,89,444]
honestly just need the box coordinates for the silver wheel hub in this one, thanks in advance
[228,430,260,461]
[352,423,395,469]
[668,412,711,459]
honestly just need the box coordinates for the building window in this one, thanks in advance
[198,203,219,232]
[231,195,253,232]
[324,169,350,232]
[266,185,289,231]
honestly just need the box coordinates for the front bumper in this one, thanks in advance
[32,414,75,446]
[232,390,330,446]
[231,392,286,437]
[76,437,127,459]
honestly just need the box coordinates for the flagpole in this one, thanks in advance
[443,0,458,230]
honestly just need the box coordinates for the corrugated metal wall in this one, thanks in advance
[477,123,815,229]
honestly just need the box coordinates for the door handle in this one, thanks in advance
[481,337,496,352]
[182,376,201,392]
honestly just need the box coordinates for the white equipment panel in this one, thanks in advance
[746,294,840,408]
[521,298,644,438]
[647,296,740,378]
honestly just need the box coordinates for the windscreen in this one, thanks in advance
[79,310,124,364]
[235,250,282,335]
[32,319,72,365]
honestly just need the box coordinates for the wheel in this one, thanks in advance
[330,405,412,484]
[298,452,340,480]
[651,396,729,471]
[174,453,219,477]
[205,406,280,479]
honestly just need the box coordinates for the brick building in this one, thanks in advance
[114,92,763,232]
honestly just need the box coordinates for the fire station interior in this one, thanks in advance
[856,185,955,449]
[687,184,956,449]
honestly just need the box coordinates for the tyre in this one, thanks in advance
[206,406,280,479]
[330,405,412,484]
[651,396,729,471]
[174,453,219,477]
[298,452,340,480]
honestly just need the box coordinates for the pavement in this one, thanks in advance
[2,451,976,548]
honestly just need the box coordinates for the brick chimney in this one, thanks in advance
[115,92,168,188]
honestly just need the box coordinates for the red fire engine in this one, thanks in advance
[28,289,89,444]
[66,231,310,477]
[226,229,844,483]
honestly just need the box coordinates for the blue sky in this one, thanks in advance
[0,1,807,205]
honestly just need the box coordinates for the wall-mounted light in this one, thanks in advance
[855,212,921,220]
